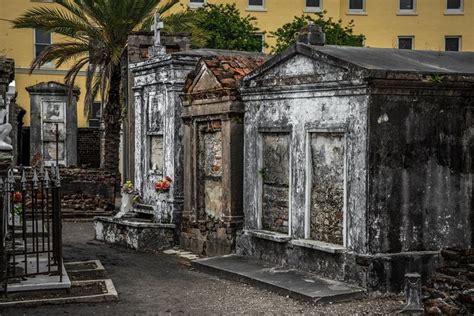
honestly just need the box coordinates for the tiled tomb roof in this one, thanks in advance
[183,53,268,94]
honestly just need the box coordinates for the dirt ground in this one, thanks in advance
[1,222,405,315]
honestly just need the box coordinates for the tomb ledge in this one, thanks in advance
[244,230,291,243]
[290,239,346,254]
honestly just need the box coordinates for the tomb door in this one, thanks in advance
[260,133,290,234]
[146,91,165,176]
[40,99,66,165]
[197,121,223,219]
[308,133,345,245]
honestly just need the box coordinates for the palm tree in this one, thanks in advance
[12,0,178,174]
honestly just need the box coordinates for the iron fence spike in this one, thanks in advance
[21,169,27,190]
[44,169,50,189]
[32,168,39,189]
[8,169,15,192]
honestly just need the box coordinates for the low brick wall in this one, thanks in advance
[180,216,242,257]
[60,167,116,216]
[77,128,101,168]
[424,248,474,314]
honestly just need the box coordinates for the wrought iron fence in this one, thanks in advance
[0,166,63,293]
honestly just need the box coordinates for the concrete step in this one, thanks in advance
[133,203,154,216]
[192,254,365,303]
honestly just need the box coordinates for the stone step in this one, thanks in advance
[133,203,154,216]
[192,254,365,303]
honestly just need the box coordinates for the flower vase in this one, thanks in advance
[115,192,133,219]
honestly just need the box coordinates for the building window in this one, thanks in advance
[248,0,265,10]
[348,0,365,13]
[305,0,322,12]
[445,36,461,51]
[398,36,414,50]
[89,102,101,127]
[446,0,463,13]
[399,0,416,13]
[189,0,205,8]
[34,28,52,59]
[253,33,265,52]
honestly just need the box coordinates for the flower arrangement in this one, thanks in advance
[122,180,135,194]
[121,181,142,205]
[13,191,23,221]
[155,176,172,193]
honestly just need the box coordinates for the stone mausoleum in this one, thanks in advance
[26,81,79,166]
[180,53,266,256]
[235,27,474,293]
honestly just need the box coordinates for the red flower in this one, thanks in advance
[165,176,172,182]
[13,191,22,203]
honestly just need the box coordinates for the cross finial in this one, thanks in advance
[151,11,166,56]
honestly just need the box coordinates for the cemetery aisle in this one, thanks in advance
[2,222,403,314]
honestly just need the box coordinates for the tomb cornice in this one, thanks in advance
[240,84,369,102]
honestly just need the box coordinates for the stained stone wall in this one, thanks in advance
[309,133,344,245]
[198,125,223,219]
[261,133,290,234]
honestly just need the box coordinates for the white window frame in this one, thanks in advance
[445,0,464,14]
[304,0,323,13]
[445,36,462,51]
[398,0,417,15]
[188,0,205,9]
[247,0,266,11]
[304,129,348,248]
[34,28,53,68]
[398,36,415,50]
[348,0,366,14]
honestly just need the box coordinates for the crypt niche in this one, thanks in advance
[26,82,79,166]
[181,53,266,256]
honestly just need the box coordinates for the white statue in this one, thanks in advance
[0,98,12,151]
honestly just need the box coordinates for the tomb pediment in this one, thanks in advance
[190,66,223,93]
[242,46,353,87]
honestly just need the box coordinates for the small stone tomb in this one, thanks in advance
[181,53,266,256]
[26,82,79,166]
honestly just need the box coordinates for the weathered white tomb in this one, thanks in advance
[234,26,474,293]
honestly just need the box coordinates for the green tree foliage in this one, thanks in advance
[270,13,365,54]
[163,4,265,52]
[12,0,178,173]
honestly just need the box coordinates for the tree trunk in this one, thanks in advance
[102,63,122,177]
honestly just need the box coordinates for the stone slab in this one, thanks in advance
[0,279,118,308]
[7,258,70,293]
[192,254,365,303]
[65,260,106,280]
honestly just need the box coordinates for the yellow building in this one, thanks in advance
[0,0,472,127]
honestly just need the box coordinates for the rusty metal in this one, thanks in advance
[0,166,63,293]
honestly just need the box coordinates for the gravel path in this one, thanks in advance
[2,222,404,315]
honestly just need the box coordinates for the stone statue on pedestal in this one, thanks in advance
[0,97,12,151]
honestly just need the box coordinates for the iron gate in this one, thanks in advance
[0,166,63,293]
